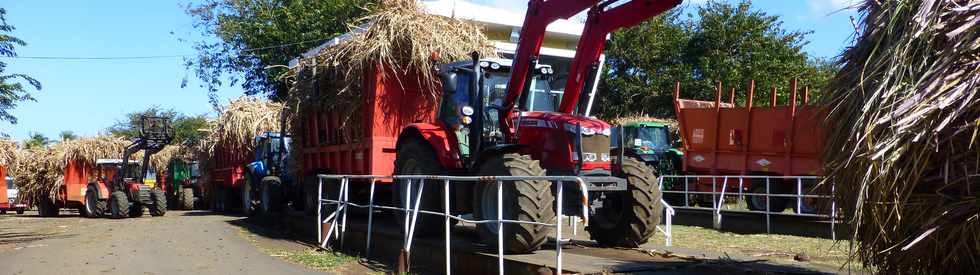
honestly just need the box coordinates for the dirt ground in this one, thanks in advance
[0,210,373,275]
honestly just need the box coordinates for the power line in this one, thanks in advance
[1,37,331,60]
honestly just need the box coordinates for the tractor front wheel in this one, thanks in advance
[241,177,253,216]
[84,187,107,218]
[109,191,129,219]
[258,177,280,216]
[393,138,451,237]
[180,187,195,210]
[587,157,663,247]
[472,153,554,254]
[150,188,166,216]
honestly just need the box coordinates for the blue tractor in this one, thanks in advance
[242,131,292,216]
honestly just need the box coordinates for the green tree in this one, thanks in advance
[58,130,78,141]
[0,8,40,124]
[596,0,837,118]
[184,0,374,102]
[109,107,210,145]
[24,132,51,149]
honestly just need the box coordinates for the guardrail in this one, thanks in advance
[658,175,837,240]
[316,174,675,275]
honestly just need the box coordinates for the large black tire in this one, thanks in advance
[241,177,253,216]
[180,187,195,210]
[109,191,129,219]
[38,197,59,217]
[472,153,554,254]
[16,208,24,215]
[84,187,107,218]
[393,138,451,237]
[130,203,144,217]
[587,157,663,247]
[747,182,788,213]
[258,177,280,216]
[150,188,166,216]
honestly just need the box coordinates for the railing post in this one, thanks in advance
[317,176,323,246]
[444,179,451,275]
[366,179,376,256]
[496,179,504,275]
[684,177,690,207]
[556,179,564,275]
[340,178,349,248]
[796,177,803,214]
[765,177,771,234]
[398,179,412,274]
[831,181,837,241]
[713,176,728,230]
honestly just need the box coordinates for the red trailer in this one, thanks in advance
[37,159,140,217]
[673,80,825,212]
[206,147,249,213]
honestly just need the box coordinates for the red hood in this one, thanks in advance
[515,111,612,135]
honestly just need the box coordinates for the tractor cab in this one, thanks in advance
[94,159,142,184]
[613,123,674,160]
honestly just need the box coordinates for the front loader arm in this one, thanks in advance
[501,0,600,141]
[558,0,682,114]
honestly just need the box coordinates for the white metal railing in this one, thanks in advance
[658,175,837,240]
[316,174,675,275]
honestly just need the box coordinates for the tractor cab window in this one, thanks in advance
[526,76,560,112]
[6,178,13,191]
[633,126,670,150]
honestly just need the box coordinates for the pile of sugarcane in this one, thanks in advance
[823,0,979,273]
[0,139,16,168]
[11,136,132,204]
[199,96,283,160]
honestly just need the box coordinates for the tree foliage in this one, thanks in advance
[58,130,78,142]
[595,1,837,118]
[0,8,40,124]
[23,132,50,149]
[108,107,210,146]
[184,0,374,103]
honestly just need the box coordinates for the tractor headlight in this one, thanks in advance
[461,116,473,125]
[479,61,490,68]
[601,128,611,136]
[490,63,501,70]
[461,105,475,116]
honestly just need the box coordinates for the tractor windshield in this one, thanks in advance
[483,71,559,112]
[634,126,670,150]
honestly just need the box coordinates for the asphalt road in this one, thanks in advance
[0,210,325,275]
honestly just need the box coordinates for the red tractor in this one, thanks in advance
[298,0,681,253]
[86,116,174,218]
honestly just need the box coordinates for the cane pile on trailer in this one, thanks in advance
[823,0,980,273]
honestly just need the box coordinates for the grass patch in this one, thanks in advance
[272,249,358,271]
[660,225,865,271]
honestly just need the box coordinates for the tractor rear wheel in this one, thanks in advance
[84,187,106,218]
[38,197,59,217]
[150,188,166,216]
[109,191,129,219]
[258,177,280,215]
[180,187,195,210]
[393,138,451,237]
[587,157,663,247]
[472,153,554,254]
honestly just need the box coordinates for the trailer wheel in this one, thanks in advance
[747,183,787,213]
[588,157,663,247]
[180,187,195,210]
[16,208,24,215]
[472,153,554,254]
[393,138,452,237]
[38,197,59,217]
[109,191,129,219]
[84,187,107,218]
[150,188,167,216]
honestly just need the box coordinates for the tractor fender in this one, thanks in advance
[397,123,462,169]
[88,181,110,200]
[470,144,526,172]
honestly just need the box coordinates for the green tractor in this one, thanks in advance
[611,121,685,205]
[166,159,201,210]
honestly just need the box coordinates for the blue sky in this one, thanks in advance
[1,0,857,142]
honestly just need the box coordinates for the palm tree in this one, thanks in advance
[59,130,78,141]
[24,132,51,149]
